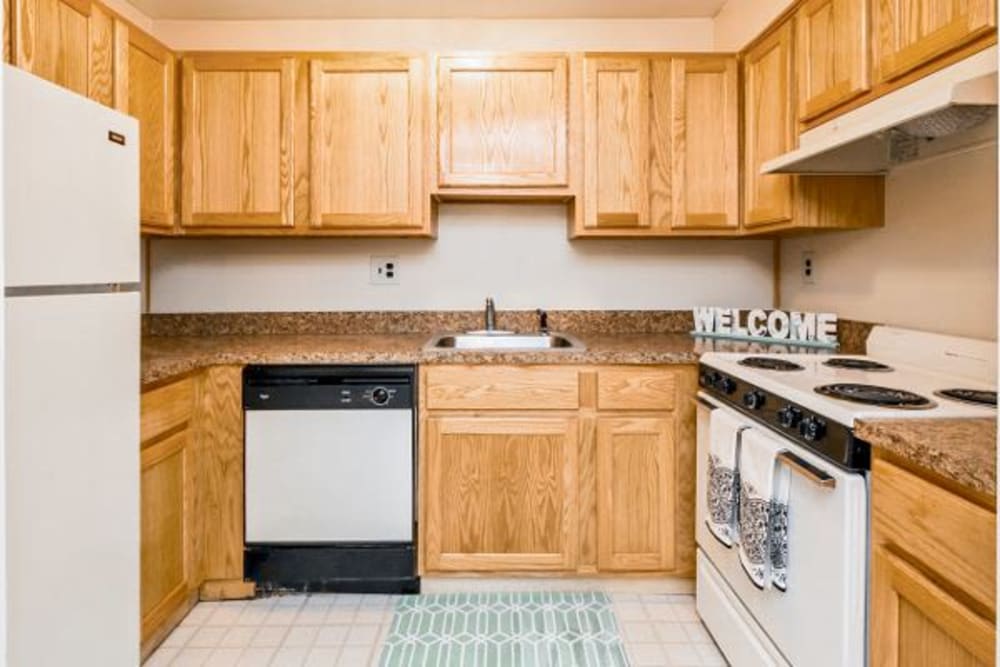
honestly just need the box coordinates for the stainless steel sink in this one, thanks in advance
[424,331,584,351]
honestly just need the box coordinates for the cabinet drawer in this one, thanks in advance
[597,369,675,411]
[424,366,579,410]
[873,458,996,614]
[141,377,195,444]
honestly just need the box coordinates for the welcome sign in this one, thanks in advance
[692,307,839,348]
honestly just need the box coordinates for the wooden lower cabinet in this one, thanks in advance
[596,416,675,571]
[870,455,996,666]
[140,430,195,648]
[420,365,696,576]
[140,367,250,659]
[423,415,579,571]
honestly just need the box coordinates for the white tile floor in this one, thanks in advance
[147,592,728,666]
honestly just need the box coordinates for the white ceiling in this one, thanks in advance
[127,0,728,20]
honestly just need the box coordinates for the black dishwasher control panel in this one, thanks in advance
[243,365,415,410]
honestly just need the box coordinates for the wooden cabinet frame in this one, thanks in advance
[795,0,871,121]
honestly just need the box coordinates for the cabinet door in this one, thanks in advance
[875,0,996,83]
[424,416,578,571]
[583,57,649,229]
[181,55,295,229]
[13,0,116,104]
[437,55,568,188]
[309,55,424,230]
[796,0,870,121]
[140,430,193,645]
[871,547,994,666]
[596,416,675,571]
[744,22,796,228]
[664,56,739,231]
[127,29,176,231]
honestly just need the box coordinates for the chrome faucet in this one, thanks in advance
[484,297,496,332]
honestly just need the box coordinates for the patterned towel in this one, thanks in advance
[738,428,788,591]
[706,409,750,547]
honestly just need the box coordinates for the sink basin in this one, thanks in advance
[425,332,584,351]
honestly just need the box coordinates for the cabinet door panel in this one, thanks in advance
[128,29,176,230]
[13,0,116,104]
[309,56,424,229]
[744,23,796,228]
[425,416,578,571]
[875,0,996,82]
[666,56,739,230]
[872,547,994,666]
[181,55,295,228]
[438,55,568,188]
[597,416,674,571]
[140,430,193,644]
[584,57,649,229]
[796,0,871,121]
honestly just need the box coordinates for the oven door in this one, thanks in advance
[695,393,868,667]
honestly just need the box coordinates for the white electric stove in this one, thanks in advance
[694,326,996,667]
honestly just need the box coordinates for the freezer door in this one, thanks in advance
[5,292,140,666]
[3,65,139,287]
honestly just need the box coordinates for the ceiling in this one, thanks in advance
[126,0,728,20]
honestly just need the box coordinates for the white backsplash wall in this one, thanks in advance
[149,204,774,313]
[780,143,998,340]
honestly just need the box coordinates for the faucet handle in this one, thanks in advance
[537,308,549,333]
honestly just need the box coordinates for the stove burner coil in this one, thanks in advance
[738,357,805,372]
[934,389,997,407]
[815,383,935,409]
[822,358,893,372]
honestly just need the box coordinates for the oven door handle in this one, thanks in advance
[777,450,837,489]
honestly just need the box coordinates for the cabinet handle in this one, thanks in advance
[777,450,836,489]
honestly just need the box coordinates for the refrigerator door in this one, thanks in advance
[5,291,140,666]
[3,65,139,288]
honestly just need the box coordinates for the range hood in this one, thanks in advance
[763,49,998,174]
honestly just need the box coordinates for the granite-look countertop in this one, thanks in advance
[857,418,997,498]
[142,332,718,387]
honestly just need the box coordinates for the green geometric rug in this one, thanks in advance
[378,592,630,667]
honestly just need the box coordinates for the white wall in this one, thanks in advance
[780,144,999,340]
[151,17,714,52]
[713,0,792,50]
[150,204,774,312]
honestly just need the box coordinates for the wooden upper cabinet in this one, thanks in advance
[596,416,675,572]
[12,0,118,105]
[795,0,871,122]
[744,22,796,228]
[874,0,996,83]
[665,56,739,231]
[126,29,176,231]
[424,415,579,571]
[309,55,425,231]
[437,54,569,188]
[181,55,295,229]
[583,57,650,229]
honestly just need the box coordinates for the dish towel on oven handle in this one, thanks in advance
[706,408,750,548]
[738,428,791,591]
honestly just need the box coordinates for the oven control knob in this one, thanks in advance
[699,371,718,389]
[715,376,737,395]
[742,390,766,410]
[799,416,827,442]
[777,405,802,428]
[371,387,390,406]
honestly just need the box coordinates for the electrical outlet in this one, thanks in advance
[801,251,816,286]
[370,255,400,285]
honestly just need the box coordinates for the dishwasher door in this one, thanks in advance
[245,408,413,543]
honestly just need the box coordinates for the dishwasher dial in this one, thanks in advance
[370,387,391,406]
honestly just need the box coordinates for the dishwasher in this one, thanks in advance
[243,365,418,594]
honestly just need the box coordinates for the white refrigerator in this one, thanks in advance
[3,65,140,665]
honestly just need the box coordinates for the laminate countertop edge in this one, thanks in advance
[856,417,997,499]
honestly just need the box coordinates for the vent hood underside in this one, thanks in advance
[762,49,998,175]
